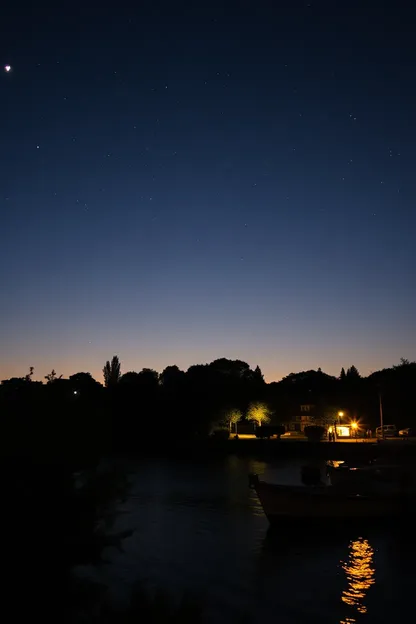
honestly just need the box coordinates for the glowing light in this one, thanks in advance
[351,422,358,430]
[4,65,11,72]
[338,411,344,417]
[340,538,375,623]
[336,426,350,437]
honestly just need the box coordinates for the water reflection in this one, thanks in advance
[108,457,395,624]
[341,538,375,623]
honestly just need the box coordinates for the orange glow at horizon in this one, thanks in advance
[0,347,409,386]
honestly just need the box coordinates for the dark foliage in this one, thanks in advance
[2,358,416,456]
[103,355,121,388]
[255,425,286,439]
[304,425,326,442]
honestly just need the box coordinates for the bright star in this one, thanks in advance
[4,65,11,72]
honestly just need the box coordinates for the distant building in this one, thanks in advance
[285,404,357,438]
[284,404,327,432]
[285,404,316,432]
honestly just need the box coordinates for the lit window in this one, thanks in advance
[336,426,350,437]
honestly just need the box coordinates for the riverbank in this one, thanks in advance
[116,436,416,462]
[3,435,413,465]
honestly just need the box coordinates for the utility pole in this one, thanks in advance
[379,392,384,439]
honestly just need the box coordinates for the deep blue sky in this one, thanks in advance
[1,1,415,382]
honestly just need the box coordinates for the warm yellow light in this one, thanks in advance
[341,538,375,618]
[351,422,358,430]
[338,411,344,417]
[336,426,350,437]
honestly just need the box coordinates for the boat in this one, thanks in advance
[248,471,415,524]
[326,459,415,493]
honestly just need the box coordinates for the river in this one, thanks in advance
[95,456,413,623]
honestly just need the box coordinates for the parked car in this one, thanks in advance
[376,424,397,438]
[399,428,416,437]
[281,431,306,438]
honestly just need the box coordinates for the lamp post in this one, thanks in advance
[334,411,344,439]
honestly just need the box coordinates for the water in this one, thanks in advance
[96,456,414,623]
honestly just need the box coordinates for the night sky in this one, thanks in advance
[1,1,415,382]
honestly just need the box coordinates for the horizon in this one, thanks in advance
[1,353,412,385]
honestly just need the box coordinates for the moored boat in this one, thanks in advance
[249,472,414,524]
[326,459,415,493]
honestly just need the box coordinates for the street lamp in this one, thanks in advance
[351,421,358,438]
[338,411,344,424]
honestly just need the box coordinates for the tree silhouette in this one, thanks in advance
[45,369,62,383]
[339,367,346,381]
[393,358,410,368]
[69,372,97,385]
[159,365,185,388]
[103,356,121,388]
[346,365,360,379]
[120,369,159,390]
[209,358,251,378]
[119,371,141,385]
[24,366,34,382]
[247,402,271,427]
[137,368,159,389]
[253,365,264,382]
[69,372,101,394]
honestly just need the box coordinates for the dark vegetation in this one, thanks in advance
[2,357,415,454]
[255,425,286,439]
[1,356,415,621]
[304,425,326,442]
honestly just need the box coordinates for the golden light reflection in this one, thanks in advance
[340,538,375,623]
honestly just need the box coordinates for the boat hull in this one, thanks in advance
[252,479,411,523]
[327,462,416,496]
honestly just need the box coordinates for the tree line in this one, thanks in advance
[1,356,415,455]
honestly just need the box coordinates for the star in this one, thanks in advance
[4,65,11,72]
